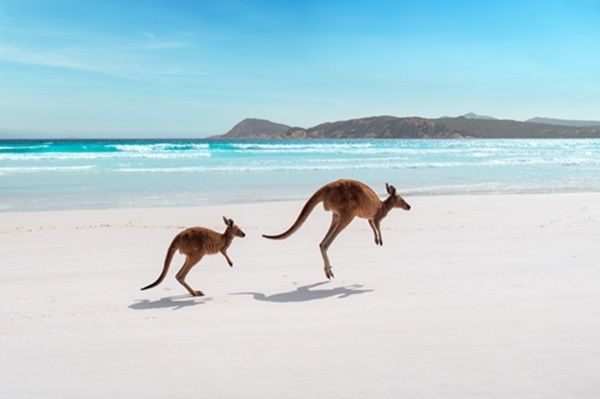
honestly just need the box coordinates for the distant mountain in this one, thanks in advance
[526,117,600,127]
[462,112,496,120]
[214,115,600,139]
[287,116,462,139]
[436,117,600,138]
[212,118,291,139]
[215,116,463,139]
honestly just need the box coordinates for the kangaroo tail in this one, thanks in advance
[262,188,325,240]
[141,237,178,291]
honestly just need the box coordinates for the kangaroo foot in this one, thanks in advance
[324,266,335,280]
[192,290,205,297]
[374,237,380,245]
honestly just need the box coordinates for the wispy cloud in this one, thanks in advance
[137,40,187,50]
[0,45,108,73]
[0,22,209,82]
[0,41,211,83]
[137,31,189,50]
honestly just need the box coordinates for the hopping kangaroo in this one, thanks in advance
[141,217,246,296]
[263,179,411,279]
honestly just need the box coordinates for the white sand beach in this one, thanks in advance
[1,193,599,398]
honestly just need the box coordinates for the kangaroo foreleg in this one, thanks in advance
[374,219,383,246]
[368,220,381,245]
[221,250,233,267]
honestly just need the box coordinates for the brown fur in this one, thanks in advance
[263,179,411,279]
[141,217,246,296]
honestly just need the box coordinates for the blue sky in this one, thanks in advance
[0,0,599,137]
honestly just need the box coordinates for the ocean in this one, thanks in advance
[1,139,600,211]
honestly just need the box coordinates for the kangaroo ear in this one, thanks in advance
[223,216,229,226]
[228,218,234,227]
[386,183,397,195]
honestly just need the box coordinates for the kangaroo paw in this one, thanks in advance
[324,267,335,280]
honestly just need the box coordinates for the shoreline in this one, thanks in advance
[2,189,600,214]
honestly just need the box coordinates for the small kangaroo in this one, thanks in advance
[141,217,246,296]
[263,179,411,279]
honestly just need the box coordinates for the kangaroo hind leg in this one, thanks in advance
[176,254,204,296]
[319,213,339,278]
[319,213,353,279]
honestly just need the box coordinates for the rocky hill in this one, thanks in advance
[286,116,461,139]
[212,118,290,139]
[215,116,463,139]
[436,117,600,138]
[213,115,600,139]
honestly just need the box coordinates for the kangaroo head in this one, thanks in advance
[385,183,411,211]
[223,216,246,237]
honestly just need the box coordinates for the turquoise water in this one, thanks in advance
[1,139,600,211]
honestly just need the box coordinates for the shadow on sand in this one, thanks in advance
[129,295,212,310]
[230,281,373,303]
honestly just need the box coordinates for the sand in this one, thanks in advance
[1,193,599,398]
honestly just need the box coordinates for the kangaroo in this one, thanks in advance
[263,179,411,279]
[141,217,246,296]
